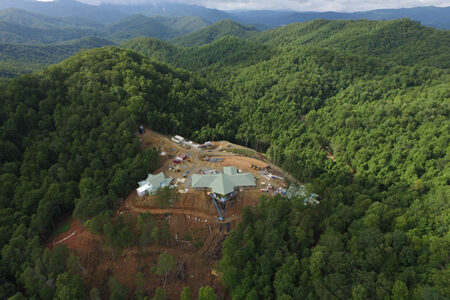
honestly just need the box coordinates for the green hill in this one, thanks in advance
[205,45,449,300]
[0,9,214,79]
[0,37,115,79]
[0,9,211,45]
[175,36,274,77]
[154,15,210,36]
[122,21,450,299]
[107,14,210,41]
[0,48,220,292]
[107,14,179,41]
[0,17,449,300]
[121,35,275,80]
[120,37,182,63]
[170,19,259,47]
[0,8,103,29]
[252,18,450,68]
[0,20,103,44]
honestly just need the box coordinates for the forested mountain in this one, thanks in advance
[0,8,211,45]
[122,36,274,74]
[0,0,127,23]
[0,4,449,298]
[230,6,450,29]
[170,19,259,47]
[124,19,449,74]
[0,8,103,30]
[349,6,450,29]
[0,8,211,79]
[0,47,221,299]
[107,14,210,41]
[165,16,211,36]
[107,15,180,42]
[121,37,183,64]
[0,37,115,79]
[122,18,449,299]
[251,19,450,68]
[0,5,449,79]
[0,20,104,44]
[214,48,449,299]
[1,34,448,299]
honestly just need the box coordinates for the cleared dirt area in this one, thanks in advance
[49,128,289,299]
[138,129,290,192]
[51,214,226,299]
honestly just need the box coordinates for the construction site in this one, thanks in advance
[49,128,291,299]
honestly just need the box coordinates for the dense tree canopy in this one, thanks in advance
[0,17,448,300]
[0,47,220,298]
[0,37,115,80]
[125,19,450,300]
[204,23,449,300]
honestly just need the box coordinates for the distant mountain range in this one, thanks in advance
[230,6,450,29]
[0,1,448,79]
[0,0,449,29]
[107,14,210,41]
[0,8,210,44]
[122,18,449,73]
[0,36,114,78]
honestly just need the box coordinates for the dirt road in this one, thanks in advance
[129,206,216,222]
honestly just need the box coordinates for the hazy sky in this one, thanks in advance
[74,0,450,12]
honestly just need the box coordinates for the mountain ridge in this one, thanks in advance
[171,19,259,47]
[0,1,448,29]
[0,6,448,299]
[251,18,450,68]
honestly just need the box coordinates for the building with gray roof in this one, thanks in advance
[191,166,256,200]
[137,172,172,197]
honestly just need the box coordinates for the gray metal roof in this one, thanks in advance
[192,167,255,195]
[223,166,238,175]
[146,172,166,187]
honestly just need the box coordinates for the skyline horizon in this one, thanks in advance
[30,0,450,13]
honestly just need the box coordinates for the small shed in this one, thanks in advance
[136,172,173,197]
[137,183,150,197]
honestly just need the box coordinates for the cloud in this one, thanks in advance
[76,0,450,12]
